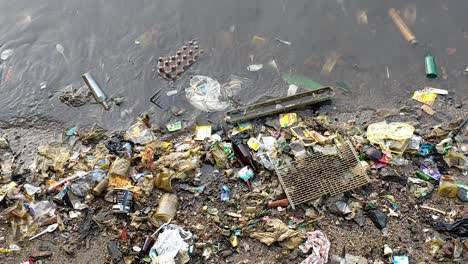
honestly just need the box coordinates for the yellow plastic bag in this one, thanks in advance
[367,121,414,144]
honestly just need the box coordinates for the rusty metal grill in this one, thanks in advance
[275,140,369,209]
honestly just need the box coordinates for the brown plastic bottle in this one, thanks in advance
[233,142,257,171]
[438,175,458,198]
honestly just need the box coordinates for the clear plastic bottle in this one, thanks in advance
[438,175,458,198]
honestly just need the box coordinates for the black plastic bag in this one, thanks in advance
[433,216,468,239]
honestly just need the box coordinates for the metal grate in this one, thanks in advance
[275,140,369,209]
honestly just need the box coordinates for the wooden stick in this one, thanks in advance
[420,205,447,215]
[388,8,418,45]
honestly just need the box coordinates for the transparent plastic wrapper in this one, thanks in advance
[221,75,250,98]
[0,182,17,202]
[29,201,56,220]
[438,175,458,198]
[150,224,192,264]
[391,156,409,166]
[256,151,274,170]
[290,140,306,159]
[126,122,155,145]
[313,145,337,156]
[185,75,229,112]
[211,145,227,169]
[1,152,15,178]
[299,231,330,264]
[23,184,41,196]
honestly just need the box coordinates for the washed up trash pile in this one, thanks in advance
[0,105,466,263]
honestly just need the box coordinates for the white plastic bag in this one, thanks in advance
[300,231,330,264]
[185,75,229,112]
[150,224,192,264]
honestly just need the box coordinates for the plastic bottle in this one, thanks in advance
[82,72,110,110]
[151,193,178,223]
[438,175,458,198]
[91,177,109,196]
[415,171,433,181]
[425,50,437,79]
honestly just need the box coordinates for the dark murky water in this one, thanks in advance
[0,0,467,131]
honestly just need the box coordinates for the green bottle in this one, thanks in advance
[415,171,432,181]
[425,50,437,79]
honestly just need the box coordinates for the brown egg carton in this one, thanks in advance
[157,39,203,81]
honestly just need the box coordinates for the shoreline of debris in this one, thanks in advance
[0,90,467,263]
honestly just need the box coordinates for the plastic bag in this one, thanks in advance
[433,216,468,238]
[443,152,467,170]
[185,75,229,112]
[70,173,94,197]
[250,219,303,249]
[366,121,414,144]
[299,231,330,264]
[221,75,250,98]
[109,158,131,176]
[105,134,133,157]
[126,122,155,145]
[37,144,70,172]
[150,224,192,264]
[1,49,14,61]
